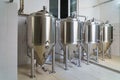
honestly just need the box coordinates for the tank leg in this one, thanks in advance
[87,44,90,65]
[102,43,105,61]
[65,45,68,70]
[96,46,99,63]
[30,48,35,78]
[108,46,111,59]
[51,46,55,73]
[78,44,81,67]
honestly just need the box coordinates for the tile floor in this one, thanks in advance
[98,56,120,71]
[18,61,120,80]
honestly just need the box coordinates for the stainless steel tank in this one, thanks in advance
[60,17,81,45]
[102,23,113,53]
[27,7,56,65]
[84,20,100,44]
[82,20,100,60]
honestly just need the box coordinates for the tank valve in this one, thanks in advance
[42,67,47,72]
[97,40,100,43]
[45,41,50,49]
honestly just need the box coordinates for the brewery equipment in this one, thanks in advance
[27,6,56,77]
[60,16,82,69]
[84,20,100,44]
[83,19,100,64]
[61,17,81,45]
[101,22,113,60]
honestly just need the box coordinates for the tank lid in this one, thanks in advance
[65,16,79,21]
[30,6,53,17]
[105,23,112,27]
[104,20,113,27]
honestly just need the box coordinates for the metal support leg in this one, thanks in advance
[30,48,35,78]
[108,46,111,59]
[102,43,105,61]
[87,44,90,65]
[78,44,81,67]
[96,46,99,63]
[51,46,55,73]
[65,45,68,70]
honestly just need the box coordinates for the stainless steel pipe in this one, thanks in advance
[18,0,24,14]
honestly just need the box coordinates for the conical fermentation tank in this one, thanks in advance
[102,23,113,53]
[27,8,56,65]
[60,16,82,69]
[83,20,100,56]
[60,17,81,45]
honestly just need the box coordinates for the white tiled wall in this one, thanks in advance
[18,17,30,65]
[111,23,120,56]
[99,0,120,56]
[18,0,49,14]
[78,0,100,20]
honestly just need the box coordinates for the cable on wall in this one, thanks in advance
[93,0,114,7]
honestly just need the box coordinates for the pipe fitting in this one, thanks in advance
[43,6,47,11]
[18,0,24,14]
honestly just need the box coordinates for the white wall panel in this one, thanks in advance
[0,2,17,80]
[18,0,49,14]
[78,0,100,20]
